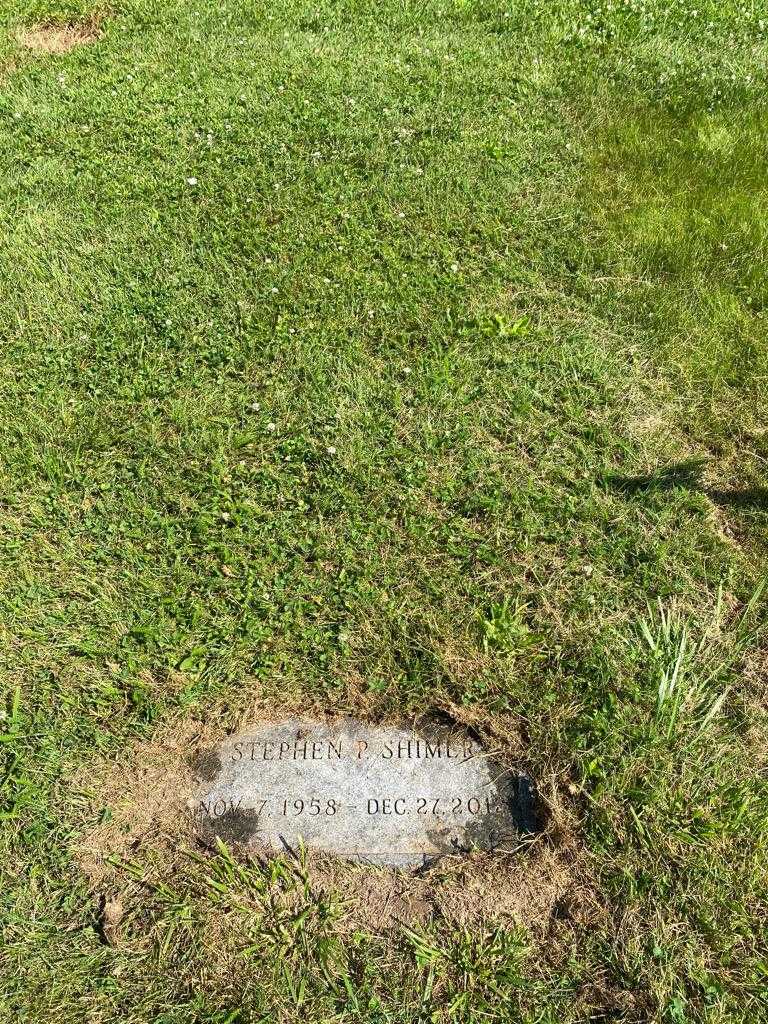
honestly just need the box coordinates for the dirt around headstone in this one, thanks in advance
[72,705,602,939]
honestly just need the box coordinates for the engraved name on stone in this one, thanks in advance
[188,719,536,868]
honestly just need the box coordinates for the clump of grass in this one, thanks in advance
[574,593,768,1020]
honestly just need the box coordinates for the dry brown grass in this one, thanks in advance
[16,17,103,54]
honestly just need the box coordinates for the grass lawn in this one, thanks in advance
[1,0,767,1020]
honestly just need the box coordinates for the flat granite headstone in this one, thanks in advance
[188,719,538,868]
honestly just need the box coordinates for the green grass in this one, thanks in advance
[1,0,767,1020]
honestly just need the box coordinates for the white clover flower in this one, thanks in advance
[266,422,276,432]
[249,402,261,411]
[450,263,459,273]
[326,445,337,455]
[186,176,198,186]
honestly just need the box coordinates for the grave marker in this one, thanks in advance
[188,719,537,868]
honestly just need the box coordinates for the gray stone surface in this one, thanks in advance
[188,719,537,868]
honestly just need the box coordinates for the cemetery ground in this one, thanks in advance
[1,0,767,1021]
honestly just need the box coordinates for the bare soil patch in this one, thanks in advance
[16,17,103,54]
[316,821,599,937]
[72,699,600,942]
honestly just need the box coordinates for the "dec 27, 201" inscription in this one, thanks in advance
[187,719,538,868]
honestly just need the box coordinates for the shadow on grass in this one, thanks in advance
[605,459,768,512]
